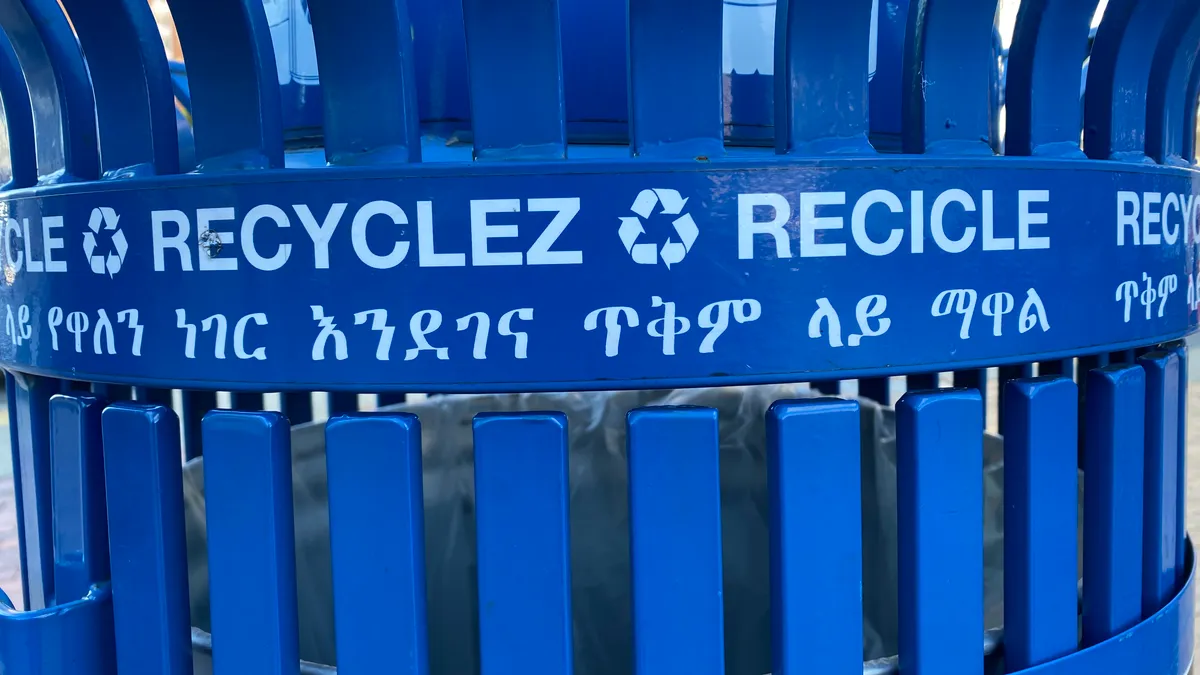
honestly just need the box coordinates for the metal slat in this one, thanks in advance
[48,394,109,604]
[202,411,299,672]
[774,0,874,155]
[0,30,35,187]
[474,413,573,674]
[101,403,191,675]
[1137,351,1181,614]
[228,392,265,411]
[1003,0,1099,157]
[1145,0,1200,164]
[1082,365,1145,645]
[901,0,1001,154]
[767,399,861,674]
[162,0,284,169]
[1171,343,1187,578]
[859,377,891,404]
[627,407,724,675]
[11,373,56,610]
[1002,377,1079,669]
[306,0,421,165]
[4,372,29,610]
[627,0,723,159]
[1083,0,1176,161]
[896,390,984,675]
[56,0,179,175]
[181,390,217,459]
[326,414,428,675]
[460,0,566,160]
[281,392,314,425]
[0,0,99,181]
[327,392,358,416]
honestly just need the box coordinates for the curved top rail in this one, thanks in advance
[902,0,1001,155]
[1083,0,1176,162]
[305,0,421,166]
[1003,0,1098,158]
[0,0,99,182]
[1145,0,1200,165]
[58,0,179,177]
[0,28,35,189]
[164,0,284,171]
[773,0,875,155]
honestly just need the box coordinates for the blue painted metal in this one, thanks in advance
[281,392,314,425]
[1082,365,1146,645]
[1146,0,1200,165]
[0,29,35,188]
[628,0,723,159]
[902,0,1000,155]
[1172,343,1188,579]
[1003,0,1097,157]
[1083,0,1176,162]
[202,410,298,675]
[0,584,117,675]
[627,407,724,674]
[767,399,861,675]
[5,371,29,610]
[0,0,99,182]
[180,389,216,459]
[896,389,983,675]
[11,373,55,610]
[1139,351,1182,615]
[162,0,284,170]
[100,403,191,675]
[774,0,874,155]
[48,394,109,605]
[326,413,428,675]
[304,0,421,165]
[461,0,566,160]
[473,413,573,674]
[1003,377,1079,670]
[55,0,178,177]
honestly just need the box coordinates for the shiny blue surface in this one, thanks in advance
[1140,351,1183,616]
[12,373,54,610]
[1003,377,1079,670]
[325,413,428,675]
[202,410,298,675]
[1083,366,1146,645]
[767,399,861,675]
[0,29,34,188]
[48,394,108,606]
[473,413,573,675]
[628,407,724,675]
[897,389,984,675]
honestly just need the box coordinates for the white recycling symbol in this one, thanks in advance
[618,188,699,269]
[82,207,127,277]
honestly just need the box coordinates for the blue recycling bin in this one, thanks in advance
[0,0,1195,673]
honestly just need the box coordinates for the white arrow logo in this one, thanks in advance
[83,207,127,277]
[618,188,699,269]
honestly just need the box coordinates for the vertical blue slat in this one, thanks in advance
[163,0,284,169]
[57,0,179,175]
[49,394,109,604]
[203,411,298,674]
[11,373,55,610]
[901,0,1000,154]
[0,30,36,188]
[0,0,100,181]
[1171,343,1187,578]
[767,399,861,675]
[281,392,314,425]
[1003,0,1099,157]
[859,377,891,404]
[228,392,265,411]
[1082,365,1145,645]
[998,364,1034,430]
[774,0,875,155]
[1083,0,1174,161]
[627,0,723,158]
[906,373,938,391]
[377,393,407,408]
[1186,53,1200,163]
[1145,1,1200,164]
[91,384,133,401]
[897,390,983,675]
[474,413,573,674]
[133,387,175,407]
[326,414,428,675]
[1038,359,1074,378]
[181,390,217,460]
[1138,351,1181,614]
[101,403,192,675]
[461,0,566,160]
[953,369,988,406]
[813,380,841,395]
[627,407,724,675]
[4,371,29,610]
[1002,377,1079,670]
[306,0,422,164]
[327,392,358,416]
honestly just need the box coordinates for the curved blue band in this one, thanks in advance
[0,157,1196,392]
